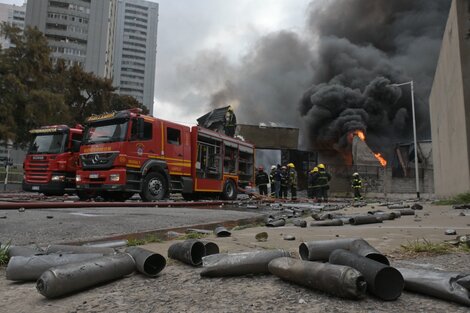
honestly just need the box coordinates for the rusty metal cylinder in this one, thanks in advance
[83,240,128,249]
[125,247,166,277]
[349,239,389,265]
[329,249,404,301]
[374,213,396,221]
[310,219,344,226]
[6,253,103,281]
[299,238,359,261]
[200,250,291,277]
[200,241,220,256]
[349,215,382,225]
[214,226,231,237]
[8,246,43,257]
[397,267,470,307]
[268,257,367,300]
[167,239,205,266]
[293,219,307,228]
[36,253,135,298]
[266,218,286,227]
[46,244,115,255]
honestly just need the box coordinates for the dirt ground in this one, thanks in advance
[1,201,470,312]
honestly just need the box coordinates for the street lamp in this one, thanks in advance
[390,81,420,199]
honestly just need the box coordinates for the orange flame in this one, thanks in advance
[374,153,387,167]
[350,129,388,167]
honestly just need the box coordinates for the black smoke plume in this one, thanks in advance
[300,0,451,158]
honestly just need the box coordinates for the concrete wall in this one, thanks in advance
[237,124,299,150]
[430,0,470,197]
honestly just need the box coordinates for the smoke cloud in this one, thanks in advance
[300,0,451,157]
[173,0,450,162]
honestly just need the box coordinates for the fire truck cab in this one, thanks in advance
[76,109,254,201]
[22,125,83,196]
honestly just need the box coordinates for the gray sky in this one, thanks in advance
[1,0,311,125]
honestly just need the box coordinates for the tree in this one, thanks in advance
[0,24,150,145]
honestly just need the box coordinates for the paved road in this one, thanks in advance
[0,204,263,246]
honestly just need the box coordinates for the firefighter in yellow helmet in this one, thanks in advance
[308,167,320,201]
[224,106,237,137]
[351,172,363,201]
[287,163,297,201]
[317,163,331,203]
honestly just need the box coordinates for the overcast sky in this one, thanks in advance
[1,0,311,125]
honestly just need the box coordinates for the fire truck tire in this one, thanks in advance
[140,172,167,201]
[77,190,95,201]
[222,179,237,200]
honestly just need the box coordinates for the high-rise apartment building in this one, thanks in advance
[113,0,158,112]
[25,0,116,78]
[0,2,26,49]
[24,0,158,111]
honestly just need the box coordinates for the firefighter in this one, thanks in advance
[269,165,281,198]
[351,172,363,201]
[308,167,320,201]
[255,166,269,195]
[317,163,331,203]
[287,163,297,201]
[224,106,237,137]
[279,166,288,199]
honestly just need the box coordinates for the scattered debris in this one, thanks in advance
[452,204,470,210]
[125,247,166,277]
[255,232,268,242]
[18,207,25,212]
[411,203,423,210]
[168,240,205,266]
[283,235,296,241]
[445,229,457,236]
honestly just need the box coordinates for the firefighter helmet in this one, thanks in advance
[353,172,359,177]
[271,165,276,170]
[281,166,287,170]
[287,163,295,168]
[227,105,233,111]
[318,163,325,169]
[311,167,319,173]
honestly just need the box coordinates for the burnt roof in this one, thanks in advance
[197,106,230,129]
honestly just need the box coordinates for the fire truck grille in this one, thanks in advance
[24,159,50,183]
[80,152,118,170]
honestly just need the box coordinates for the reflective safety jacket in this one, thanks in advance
[317,169,331,187]
[352,177,362,189]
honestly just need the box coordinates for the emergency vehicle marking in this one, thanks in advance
[30,128,60,134]
[83,146,113,153]
[86,112,116,122]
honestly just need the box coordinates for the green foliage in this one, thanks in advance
[434,193,470,205]
[0,24,149,145]
[400,239,452,255]
[127,234,162,246]
[0,241,11,266]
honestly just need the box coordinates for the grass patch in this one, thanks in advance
[400,239,452,256]
[0,241,11,266]
[434,192,470,205]
[127,234,162,246]
[177,232,209,240]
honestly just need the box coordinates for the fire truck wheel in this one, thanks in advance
[222,179,237,200]
[141,172,167,201]
[77,190,95,201]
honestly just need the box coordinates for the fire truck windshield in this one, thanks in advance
[83,119,128,144]
[28,132,67,154]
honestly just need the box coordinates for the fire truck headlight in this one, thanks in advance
[76,175,81,182]
[110,174,120,182]
[51,175,65,182]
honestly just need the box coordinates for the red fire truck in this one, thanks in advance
[76,109,255,201]
[22,125,83,196]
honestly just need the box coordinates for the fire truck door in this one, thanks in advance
[164,126,189,175]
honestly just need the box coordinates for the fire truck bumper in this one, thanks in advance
[76,169,129,191]
[22,180,67,195]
